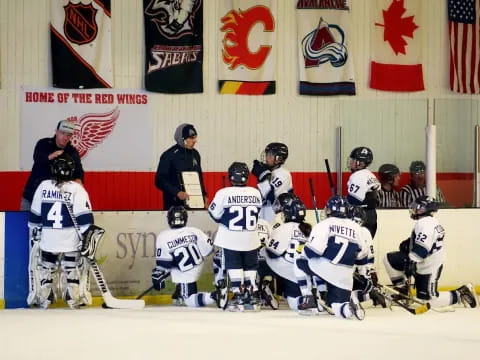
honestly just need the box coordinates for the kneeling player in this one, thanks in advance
[27,154,93,309]
[383,196,477,309]
[152,206,217,307]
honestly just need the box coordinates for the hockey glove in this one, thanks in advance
[399,238,410,254]
[152,268,170,291]
[252,160,271,182]
[404,259,417,277]
[81,225,105,260]
[30,227,42,247]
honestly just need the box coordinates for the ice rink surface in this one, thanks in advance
[0,305,478,360]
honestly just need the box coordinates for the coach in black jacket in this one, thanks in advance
[155,123,207,210]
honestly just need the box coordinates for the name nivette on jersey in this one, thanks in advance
[167,234,198,249]
[329,225,357,238]
[227,196,262,205]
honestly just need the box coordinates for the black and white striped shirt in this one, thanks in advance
[378,188,401,208]
[399,184,446,208]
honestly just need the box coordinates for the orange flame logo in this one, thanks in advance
[220,6,274,70]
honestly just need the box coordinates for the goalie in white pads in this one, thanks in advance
[153,205,217,307]
[209,162,263,311]
[27,154,93,309]
[383,196,477,309]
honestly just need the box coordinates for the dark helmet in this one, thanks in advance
[51,154,75,182]
[281,196,306,223]
[409,161,426,174]
[350,146,373,167]
[265,142,288,165]
[409,196,438,220]
[349,205,367,226]
[228,162,249,186]
[167,206,188,228]
[325,195,349,218]
[378,163,400,183]
[273,192,299,214]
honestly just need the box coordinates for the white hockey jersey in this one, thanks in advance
[303,216,367,290]
[409,216,445,275]
[257,218,272,262]
[262,222,308,283]
[258,166,293,222]
[347,168,380,203]
[28,180,93,253]
[155,226,213,284]
[209,186,262,251]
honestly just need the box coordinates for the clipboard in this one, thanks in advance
[181,171,205,209]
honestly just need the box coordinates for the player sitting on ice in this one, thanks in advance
[252,142,293,223]
[295,196,369,320]
[152,205,218,307]
[261,193,311,311]
[27,154,94,309]
[383,196,477,309]
[208,162,263,311]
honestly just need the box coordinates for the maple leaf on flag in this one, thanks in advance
[375,0,419,56]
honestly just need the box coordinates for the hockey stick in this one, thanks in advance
[324,159,335,196]
[60,187,145,309]
[308,178,320,223]
[136,285,154,300]
[374,284,430,315]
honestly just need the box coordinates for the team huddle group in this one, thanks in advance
[25,134,477,318]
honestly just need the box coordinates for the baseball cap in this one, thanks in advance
[56,120,75,134]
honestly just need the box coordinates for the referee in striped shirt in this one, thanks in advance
[377,164,401,208]
[399,161,446,208]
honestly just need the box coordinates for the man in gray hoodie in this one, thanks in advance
[155,123,208,210]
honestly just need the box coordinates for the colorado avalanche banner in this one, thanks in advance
[20,88,152,170]
[50,0,113,89]
[370,0,424,92]
[143,0,203,93]
[218,0,276,95]
[296,0,355,96]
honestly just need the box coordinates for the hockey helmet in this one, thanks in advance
[282,197,306,223]
[228,162,249,186]
[409,161,426,174]
[264,142,288,165]
[167,206,188,228]
[273,192,299,214]
[349,205,367,226]
[325,195,349,218]
[350,147,373,167]
[51,154,75,182]
[378,163,400,183]
[409,196,438,220]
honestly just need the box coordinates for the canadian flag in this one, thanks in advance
[370,0,424,92]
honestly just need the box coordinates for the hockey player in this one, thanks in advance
[252,142,293,223]
[347,146,380,238]
[377,163,401,208]
[261,194,311,311]
[209,162,263,311]
[152,205,217,307]
[298,196,369,320]
[383,196,477,309]
[27,154,93,309]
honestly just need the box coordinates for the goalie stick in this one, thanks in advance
[60,187,145,310]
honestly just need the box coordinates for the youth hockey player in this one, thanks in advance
[252,142,293,222]
[209,162,263,311]
[347,146,380,238]
[152,205,217,307]
[383,196,477,309]
[261,194,311,311]
[298,196,369,320]
[27,154,93,309]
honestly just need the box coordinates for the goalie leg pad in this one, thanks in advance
[60,252,84,309]
[32,251,59,309]
[27,241,41,307]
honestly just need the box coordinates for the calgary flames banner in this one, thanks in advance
[143,0,203,93]
[218,0,277,95]
[50,0,113,88]
[20,88,152,171]
[296,0,355,95]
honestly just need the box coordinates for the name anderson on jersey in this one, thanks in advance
[227,195,262,205]
[167,234,198,249]
[329,225,357,238]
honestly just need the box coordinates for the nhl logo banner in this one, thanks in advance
[296,0,355,96]
[144,0,203,93]
[370,0,424,92]
[50,0,113,89]
[218,0,276,95]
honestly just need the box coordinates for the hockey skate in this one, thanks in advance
[313,288,334,315]
[297,295,319,316]
[349,296,365,320]
[456,283,478,308]
[38,288,57,310]
[227,292,244,312]
[369,288,387,308]
[243,288,261,311]
[171,284,184,306]
[214,279,228,309]
[260,279,279,310]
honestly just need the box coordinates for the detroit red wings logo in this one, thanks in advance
[68,108,119,158]
[63,2,98,45]
[221,6,274,70]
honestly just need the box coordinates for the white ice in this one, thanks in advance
[0,305,479,360]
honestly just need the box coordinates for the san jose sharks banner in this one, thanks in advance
[50,0,113,89]
[143,0,203,93]
[370,0,424,92]
[296,0,355,96]
[20,88,152,171]
[218,0,276,95]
